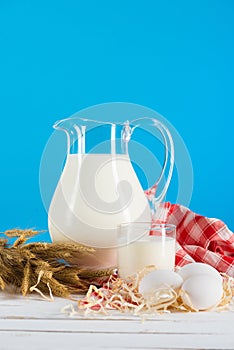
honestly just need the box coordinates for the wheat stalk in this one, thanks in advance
[0,229,114,299]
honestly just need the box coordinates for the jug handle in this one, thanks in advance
[130,118,174,209]
[152,119,174,205]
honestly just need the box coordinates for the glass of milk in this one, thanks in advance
[117,222,176,279]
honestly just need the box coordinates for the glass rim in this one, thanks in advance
[118,222,176,229]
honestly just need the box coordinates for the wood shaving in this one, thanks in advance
[75,271,234,316]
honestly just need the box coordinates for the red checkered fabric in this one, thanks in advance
[155,202,234,277]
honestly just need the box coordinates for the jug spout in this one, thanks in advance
[53,117,86,154]
[53,117,132,156]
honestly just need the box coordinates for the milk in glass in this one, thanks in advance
[118,235,176,279]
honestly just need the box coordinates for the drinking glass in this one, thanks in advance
[117,222,176,279]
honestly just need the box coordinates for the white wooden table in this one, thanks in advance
[0,293,233,350]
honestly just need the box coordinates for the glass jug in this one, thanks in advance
[48,117,174,268]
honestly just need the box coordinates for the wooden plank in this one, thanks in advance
[0,294,233,322]
[0,331,233,350]
[0,318,233,335]
[0,293,233,349]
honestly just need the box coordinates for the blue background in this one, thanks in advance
[0,0,233,241]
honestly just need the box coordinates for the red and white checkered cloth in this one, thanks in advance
[155,202,234,277]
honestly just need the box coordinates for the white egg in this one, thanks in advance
[177,263,222,282]
[139,270,183,298]
[181,274,223,310]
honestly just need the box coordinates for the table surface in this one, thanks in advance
[0,293,233,350]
